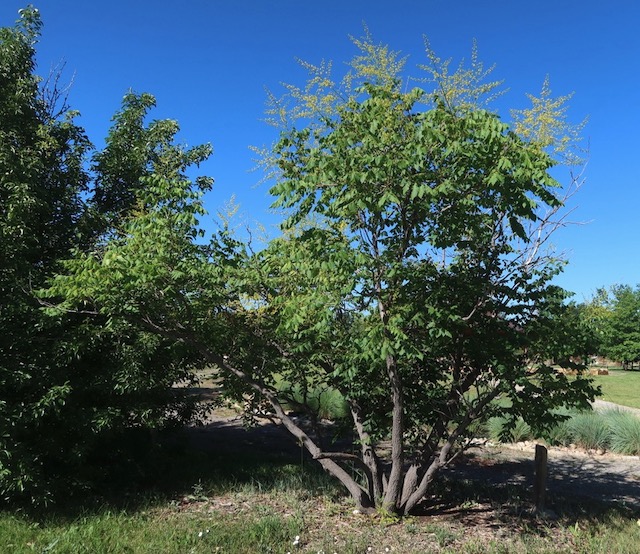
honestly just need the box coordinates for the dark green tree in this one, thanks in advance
[599,285,640,368]
[0,8,211,504]
[0,6,91,502]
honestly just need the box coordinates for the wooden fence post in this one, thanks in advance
[533,444,548,511]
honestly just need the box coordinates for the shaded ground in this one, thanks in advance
[446,443,640,511]
[186,405,640,513]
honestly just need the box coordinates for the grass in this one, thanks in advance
[488,408,640,456]
[2,422,639,554]
[275,377,349,420]
[566,411,611,451]
[588,368,640,409]
[4,374,640,553]
[0,507,302,554]
[3,474,640,553]
[607,410,640,455]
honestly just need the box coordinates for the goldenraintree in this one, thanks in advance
[45,32,597,515]
[256,32,597,514]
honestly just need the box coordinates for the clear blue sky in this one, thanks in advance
[2,1,639,301]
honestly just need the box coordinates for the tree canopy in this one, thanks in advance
[585,285,640,367]
[0,8,211,504]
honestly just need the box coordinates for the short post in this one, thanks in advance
[533,444,548,511]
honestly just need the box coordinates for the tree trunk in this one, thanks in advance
[350,401,383,502]
[382,353,404,512]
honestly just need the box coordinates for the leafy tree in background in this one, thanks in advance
[46,31,597,515]
[91,91,213,237]
[0,8,210,504]
[596,285,640,367]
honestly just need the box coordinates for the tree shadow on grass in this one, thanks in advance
[9,417,337,521]
[8,418,640,529]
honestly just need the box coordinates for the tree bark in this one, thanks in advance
[350,400,383,502]
[382,352,404,512]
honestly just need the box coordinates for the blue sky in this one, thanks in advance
[2,1,639,300]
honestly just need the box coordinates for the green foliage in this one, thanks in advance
[605,410,640,455]
[564,411,610,450]
[0,9,209,505]
[0,6,91,503]
[262,31,596,513]
[488,417,534,444]
[593,285,640,365]
[90,91,212,236]
[490,407,640,456]
[38,27,596,516]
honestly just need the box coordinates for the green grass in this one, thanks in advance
[275,377,349,420]
[2,426,640,553]
[607,409,640,455]
[4,479,640,554]
[566,411,611,450]
[0,508,303,554]
[588,368,640,409]
[488,408,640,456]
[4,385,640,553]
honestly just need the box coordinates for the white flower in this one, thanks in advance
[292,535,300,546]
[198,531,203,538]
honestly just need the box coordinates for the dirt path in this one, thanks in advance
[446,441,640,510]
[593,398,640,416]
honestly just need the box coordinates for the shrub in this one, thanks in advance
[487,416,533,443]
[542,407,577,446]
[277,380,348,421]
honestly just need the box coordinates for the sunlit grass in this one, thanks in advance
[4,484,640,554]
[588,368,640,409]
[0,508,303,554]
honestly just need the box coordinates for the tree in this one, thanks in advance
[597,285,640,368]
[0,8,210,504]
[0,6,92,502]
[45,33,597,515]
[90,91,213,237]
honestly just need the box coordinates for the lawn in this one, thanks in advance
[3,420,640,554]
[588,368,640,409]
[3,474,640,553]
[4,371,640,554]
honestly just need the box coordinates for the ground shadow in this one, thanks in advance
[442,447,640,514]
[12,416,640,523]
